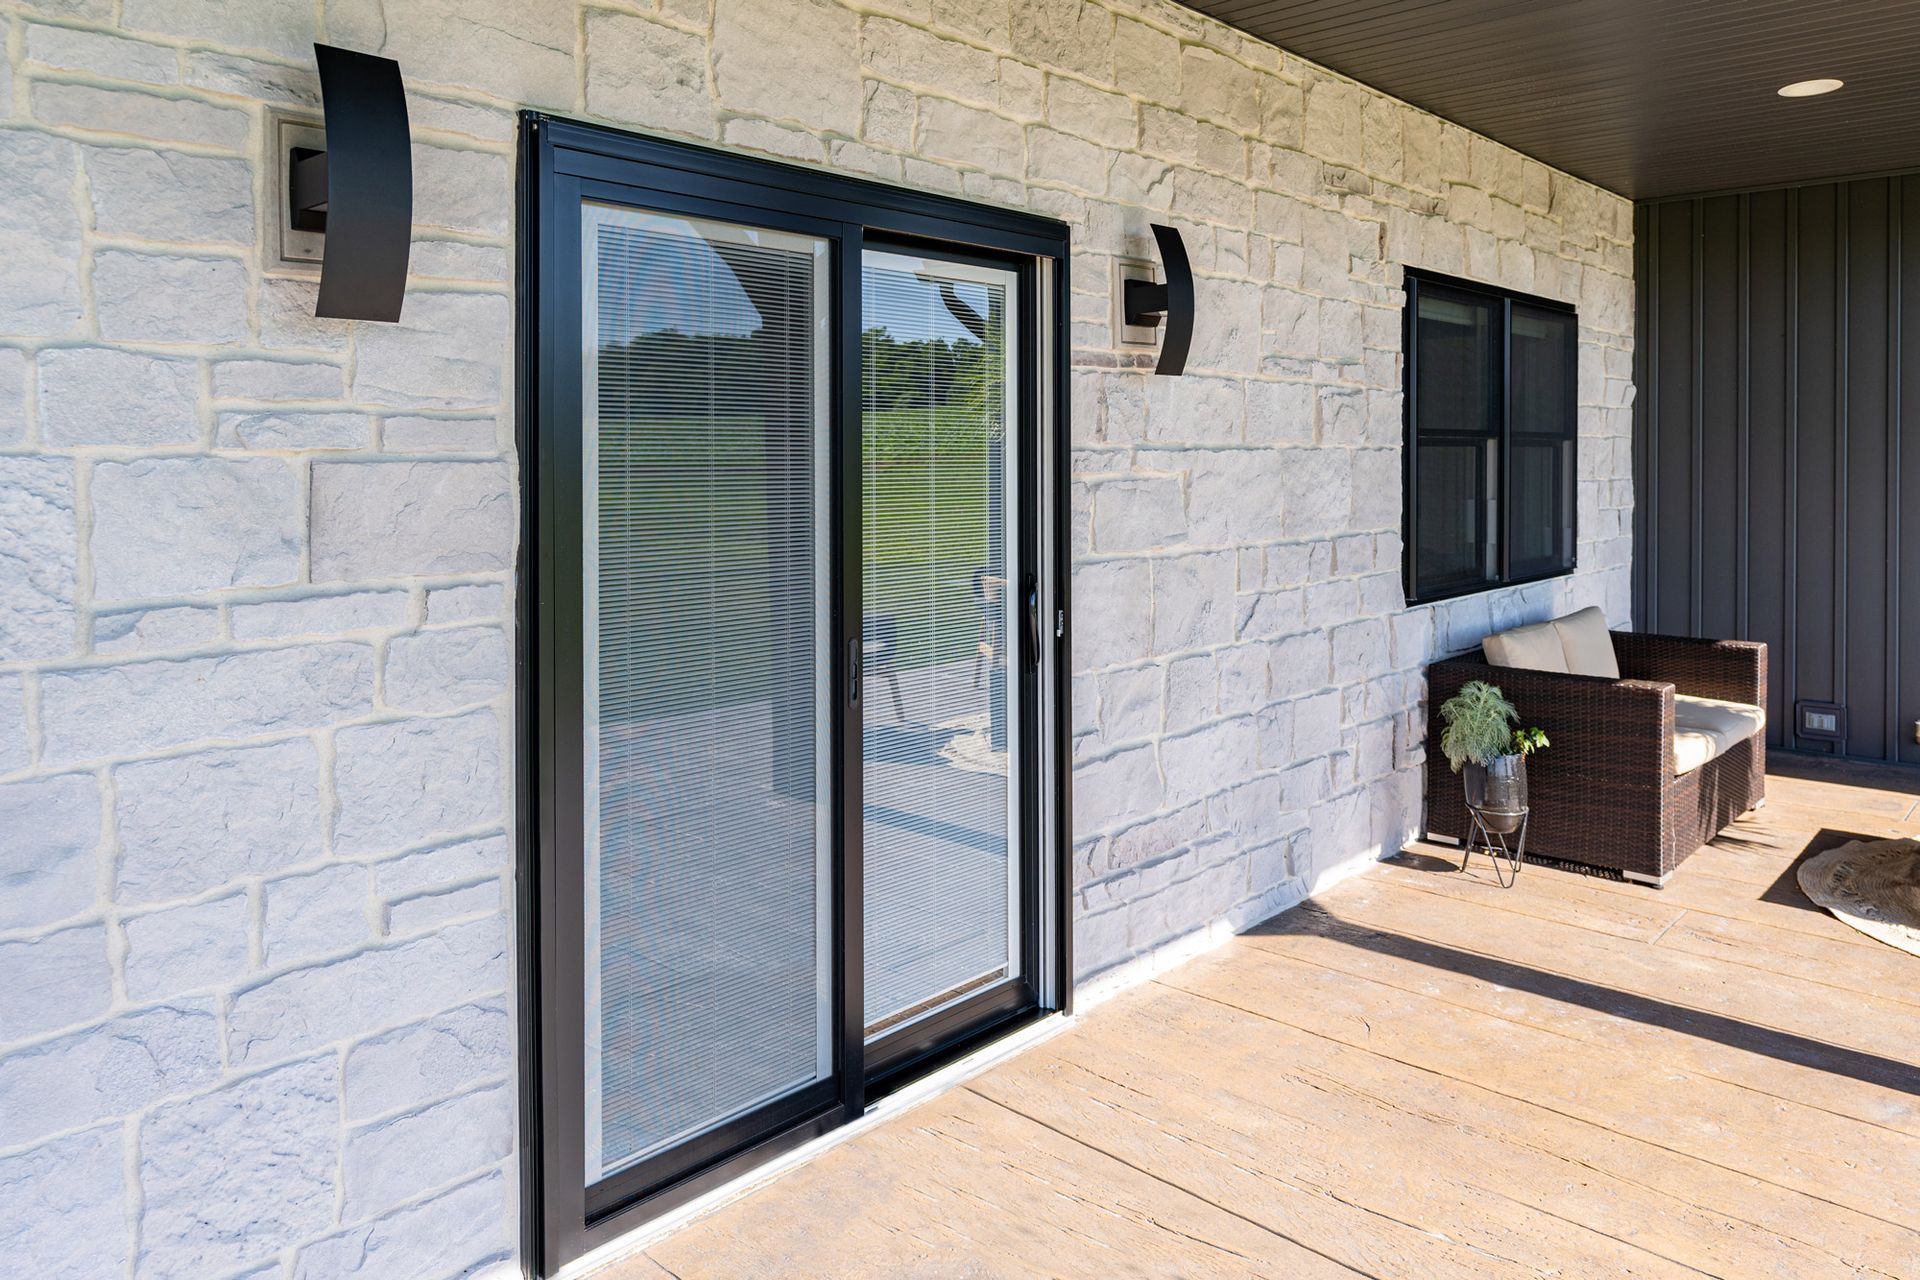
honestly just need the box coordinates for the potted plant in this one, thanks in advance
[1438,680,1549,833]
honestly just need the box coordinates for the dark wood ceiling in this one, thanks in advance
[1186,0,1920,199]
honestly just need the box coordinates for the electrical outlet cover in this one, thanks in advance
[1795,699,1847,742]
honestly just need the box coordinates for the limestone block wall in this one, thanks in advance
[0,0,1633,1274]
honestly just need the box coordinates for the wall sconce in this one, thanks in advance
[1122,224,1194,376]
[289,44,412,322]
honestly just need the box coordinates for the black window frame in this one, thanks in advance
[515,114,1073,1277]
[1402,268,1579,604]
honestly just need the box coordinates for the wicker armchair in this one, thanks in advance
[1425,633,1768,885]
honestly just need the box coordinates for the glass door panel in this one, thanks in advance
[859,249,1021,1040]
[581,204,833,1182]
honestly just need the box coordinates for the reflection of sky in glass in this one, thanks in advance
[597,218,991,345]
[596,218,763,342]
[870,275,990,344]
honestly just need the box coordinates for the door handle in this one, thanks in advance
[848,635,862,705]
[1023,573,1040,668]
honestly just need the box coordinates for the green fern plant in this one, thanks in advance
[1439,680,1519,772]
[1439,681,1552,771]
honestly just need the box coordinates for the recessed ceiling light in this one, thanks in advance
[1778,78,1844,98]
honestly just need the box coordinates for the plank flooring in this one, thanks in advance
[617,755,1920,1279]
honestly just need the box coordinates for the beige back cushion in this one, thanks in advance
[1482,619,1568,672]
[1553,606,1620,678]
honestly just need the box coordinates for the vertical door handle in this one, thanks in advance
[848,635,862,705]
[1023,573,1040,668]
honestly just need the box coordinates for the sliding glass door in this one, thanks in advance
[581,205,834,1183]
[860,251,1027,1059]
[524,117,1069,1275]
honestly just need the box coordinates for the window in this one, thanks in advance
[1402,270,1577,603]
[520,116,1070,1274]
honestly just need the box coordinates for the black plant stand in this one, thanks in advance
[1463,803,1528,888]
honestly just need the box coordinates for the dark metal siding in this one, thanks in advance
[1634,173,1920,763]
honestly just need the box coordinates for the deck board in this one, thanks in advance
[619,755,1920,1278]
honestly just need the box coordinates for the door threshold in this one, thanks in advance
[553,1009,1073,1280]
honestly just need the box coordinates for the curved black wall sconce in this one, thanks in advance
[289,44,412,322]
[1122,224,1194,376]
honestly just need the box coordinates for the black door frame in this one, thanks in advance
[515,114,1073,1276]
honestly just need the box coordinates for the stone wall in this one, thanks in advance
[0,0,1633,1274]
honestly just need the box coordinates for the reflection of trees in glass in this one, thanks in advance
[861,325,1004,465]
[595,324,1006,447]
[861,297,1007,677]
[593,309,1011,682]
[598,329,805,421]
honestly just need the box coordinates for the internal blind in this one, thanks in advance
[860,250,1021,1036]
[582,205,832,1180]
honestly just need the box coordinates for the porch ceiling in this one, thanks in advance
[1186,0,1920,199]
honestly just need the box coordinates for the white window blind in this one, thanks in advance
[581,205,832,1180]
[859,251,1021,1037]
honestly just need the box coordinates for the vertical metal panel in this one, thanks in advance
[1886,180,1903,765]
[1654,203,1696,630]
[1745,190,1790,745]
[1844,179,1890,761]
[1689,199,1706,639]
[1899,175,1920,765]
[1794,185,1839,753]
[1735,191,1752,644]
[1785,187,1801,747]
[1635,170,1920,765]
[1699,196,1742,641]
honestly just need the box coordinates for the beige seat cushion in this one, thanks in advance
[1482,619,1568,672]
[1673,694,1766,776]
[1553,606,1620,679]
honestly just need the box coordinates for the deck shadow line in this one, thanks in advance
[1250,901,1920,1098]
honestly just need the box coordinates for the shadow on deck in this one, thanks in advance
[612,754,1920,1280]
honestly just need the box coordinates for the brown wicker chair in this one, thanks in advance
[1424,633,1768,885]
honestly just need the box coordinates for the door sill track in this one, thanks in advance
[553,1010,1072,1280]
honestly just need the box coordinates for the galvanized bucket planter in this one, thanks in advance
[1463,754,1528,833]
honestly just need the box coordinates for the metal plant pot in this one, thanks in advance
[1463,753,1528,833]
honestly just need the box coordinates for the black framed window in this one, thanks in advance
[517,115,1071,1276]
[1402,270,1577,603]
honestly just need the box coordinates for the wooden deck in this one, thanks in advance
[619,755,1920,1278]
